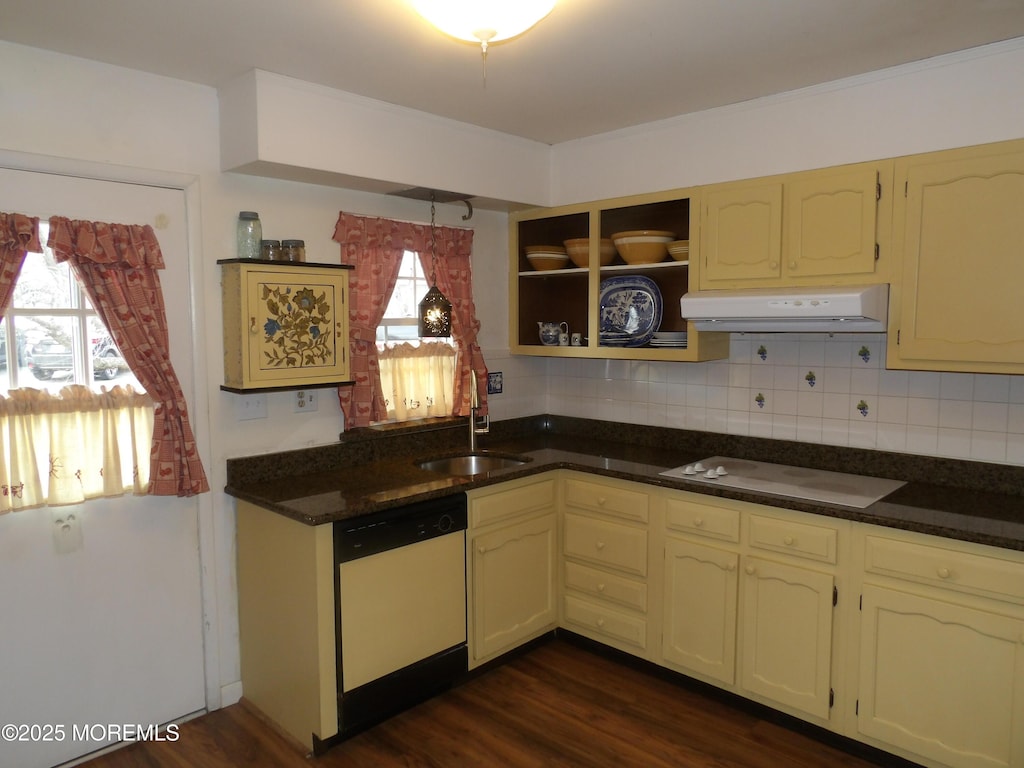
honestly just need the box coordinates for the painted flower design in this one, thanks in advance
[857,399,869,417]
[858,346,871,363]
[755,392,765,409]
[260,282,334,368]
[805,371,816,387]
[757,345,767,361]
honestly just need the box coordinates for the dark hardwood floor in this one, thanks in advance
[81,638,907,768]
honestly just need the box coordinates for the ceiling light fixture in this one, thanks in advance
[411,0,556,80]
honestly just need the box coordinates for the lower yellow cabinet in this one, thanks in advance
[856,527,1024,768]
[662,536,738,685]
[221,259,352,391]
[467,477,558,668]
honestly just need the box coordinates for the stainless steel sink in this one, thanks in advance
[415,452,529,476]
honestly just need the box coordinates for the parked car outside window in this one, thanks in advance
[27,334,128,381]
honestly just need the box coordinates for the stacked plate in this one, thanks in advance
[649,331,688,348]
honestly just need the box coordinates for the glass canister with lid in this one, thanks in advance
[280,239,306,262]
[236,211,262,259]
[260,239,281,261]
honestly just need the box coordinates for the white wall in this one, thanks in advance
[550,37,1024,204]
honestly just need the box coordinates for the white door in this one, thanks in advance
[0,168,205,768]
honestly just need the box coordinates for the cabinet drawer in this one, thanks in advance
[564,561,647,612]
[563,595,647,651]
[470,477,556,529]
[665,496,740,543]
[864,535,1024,604]
[563,513,648,576]
[564,478,649,523]
[748,514,837,564]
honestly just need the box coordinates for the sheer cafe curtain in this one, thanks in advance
[332,211,488,430]
[377,341,456,421]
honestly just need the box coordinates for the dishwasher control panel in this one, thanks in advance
[334,492,468,562]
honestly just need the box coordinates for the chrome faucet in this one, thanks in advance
[468,373,489,452]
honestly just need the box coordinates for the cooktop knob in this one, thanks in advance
[683,465,696,475]
[716,465,728,475]
[694,462,705,472]
[704,469,719,479]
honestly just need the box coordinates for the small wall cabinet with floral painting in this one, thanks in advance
[219,260,353,392]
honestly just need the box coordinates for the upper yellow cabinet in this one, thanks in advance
[510,189,730,363]
[887,139,1024,374]
[700,161,893,289]
[220,260,352,392]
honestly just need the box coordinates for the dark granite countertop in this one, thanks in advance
[225,415,1024,552]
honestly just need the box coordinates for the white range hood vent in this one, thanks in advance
[680,284,889,333]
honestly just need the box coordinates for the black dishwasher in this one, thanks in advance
[330,492,468,743]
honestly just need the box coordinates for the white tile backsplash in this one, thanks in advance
[484,334,1024,467]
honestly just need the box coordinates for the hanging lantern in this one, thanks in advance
[418,193,453,338]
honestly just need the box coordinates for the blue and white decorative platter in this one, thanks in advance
[599,275,663,347]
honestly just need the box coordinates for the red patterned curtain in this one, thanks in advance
[332,211,487,429]
[418,227,486,418]
[0,213,41,311]
[332,214,407,427]
[47,217,209,497]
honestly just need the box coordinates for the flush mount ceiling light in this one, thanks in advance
[411,0,556,56]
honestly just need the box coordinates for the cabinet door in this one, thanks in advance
[890,143,1024,373]
[244,266,349,386]
[662,537,738,685]
[740,556,834,720]
[787,167,879,280]
[471,514,557,663]
[222,262,351,390]
[701,182,783,286]
[859,584,1024,768]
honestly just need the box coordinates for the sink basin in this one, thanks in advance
[415,452,529,476]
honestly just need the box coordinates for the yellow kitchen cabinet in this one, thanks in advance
[739,511,844,723]
[220,260,352,391]
[663,536,739,685]
[561,474,651,658]
[510,190,730,363]
[740,555,835,720]
[887,138,1024,374]
[236,501,337,751]
[467,476,558,669]
[700,161,891,289]
[856,527,1024,768]
[661,493,741,686]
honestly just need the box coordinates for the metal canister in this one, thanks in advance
[280,239,306,262]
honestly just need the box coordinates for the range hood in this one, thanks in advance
[680,284,889,333]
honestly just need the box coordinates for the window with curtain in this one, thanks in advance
[0,211,208,513]
[333,212,488,430]
[375,250,456,422]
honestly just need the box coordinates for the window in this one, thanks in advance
[375,251,455,422]
[0,221,143,397]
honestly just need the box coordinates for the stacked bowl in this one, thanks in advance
[667,239,690,261]
[610,230,676,264]
[563,237,616,268]
[525,244,569,271]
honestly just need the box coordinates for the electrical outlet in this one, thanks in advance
[53,510,84,554]
[295,390,319,412]
[235,393,267,420]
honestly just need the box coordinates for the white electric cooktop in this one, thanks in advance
[659,456,905,509]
